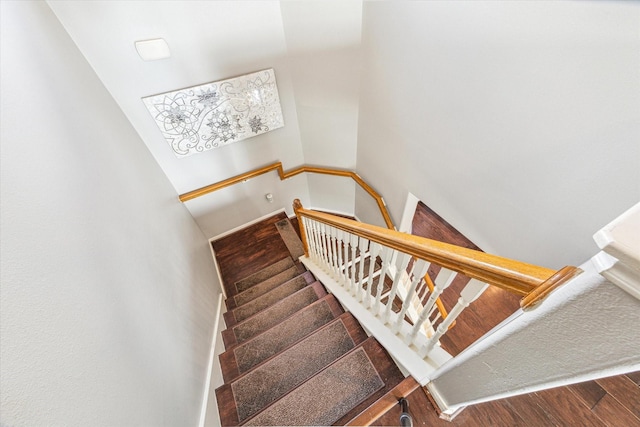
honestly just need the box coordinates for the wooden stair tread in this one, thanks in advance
[234,257,295,293]
[222,282,327,348]
[276,218,305,259]
[334,339,407,426]
[228,266,306,309]
[220,295,344,383]
[216,213,406,426]
[217,314,368,425]
[345,376,420,426]
[224,272,315,326]
[243,339,393,426]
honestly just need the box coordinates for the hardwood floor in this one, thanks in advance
[374,201,640,426]
[212,212,292,297]
[411,201,521,356]
[214,208,639,426]
[213,212,405,425]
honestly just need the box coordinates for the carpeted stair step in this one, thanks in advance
[222,282,327,348]
[234,257,296,293]
[243,338,402,426]
[224,272,315,326]
[275,218,305,259]
[227,269,313,311]
[216,314,368,425]
[220,294,344,383]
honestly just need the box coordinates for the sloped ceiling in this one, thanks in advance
[48,1,305,195]
[47,1,363,236]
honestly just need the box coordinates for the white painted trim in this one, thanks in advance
[592,251,640,301]
[208,208,286,241]
[593,202,640,267]
[291,208,362,223]
[300,257,452,385]
[592,202,640,300]
[425,383,466,419]
[308,206,356,219]
[198,292,224,427]
[399,192,420,234]
[208,240,227,300]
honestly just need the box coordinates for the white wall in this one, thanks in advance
[356,1,640,268]
[428,260,640,413]
[1,2,222,425]
[47,0,311,238]
[280,0,363,215]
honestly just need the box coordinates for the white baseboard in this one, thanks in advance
[198,292,224,427]
[209,208,286,241]
[307,206,356,219]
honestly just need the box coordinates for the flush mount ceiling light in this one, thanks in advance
[135,38,170,61]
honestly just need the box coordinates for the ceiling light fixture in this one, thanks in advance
[135,38,170,61]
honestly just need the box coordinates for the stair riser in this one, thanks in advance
[234,257,295,293]
[222,282,327,348]
[224,273,315,327]
[220,295,344,383]
[228,267,311,311]
[216,314,369,425]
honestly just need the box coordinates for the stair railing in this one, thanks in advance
[178,161,394,229]
[293,199,582,384]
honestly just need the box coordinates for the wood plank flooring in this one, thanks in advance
[212,212,291,297]
[373,201,640,426]
[411,201,521,356]
[213,212,405,425]
[214,208,639,426]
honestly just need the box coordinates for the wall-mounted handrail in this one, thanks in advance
[178,161,395,230]
[293,201,582,307]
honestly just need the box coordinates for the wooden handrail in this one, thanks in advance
[295,206,581,303]
[178,162,395,230]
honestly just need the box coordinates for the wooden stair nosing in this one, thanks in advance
[226,270,315,311]
[216,313,369,426]
[239,337,401,427]
[345,376,420,426]
[224,272,315,327]
[333,339,407,426]
[233,256,295,293]
[220,295,345,383]
[221,281,327,349]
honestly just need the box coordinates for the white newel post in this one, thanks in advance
[426,203,640,418]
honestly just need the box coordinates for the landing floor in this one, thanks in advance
[375,202,640,426]
[211,210,640,426]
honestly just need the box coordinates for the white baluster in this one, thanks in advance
[375,247,396,315]
[320,223,331,272]
[311,220,321,264]
[349,234,359,295]
[393,260,431,334]
[365,243,381,308]
[384,253,412,323]
[356,237,369,302]
[329,226,339,278]
[332,227,342,279]
[407,268,456,344]
[305,218,318,262]
[335,228,347,286]
[419,279,489,358]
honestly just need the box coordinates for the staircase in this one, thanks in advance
[214,214,406,426]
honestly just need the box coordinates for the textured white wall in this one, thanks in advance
[280,0,363,215]
[47,0,311,238]
[428,261,640,412]
[0,2,222,425]
[356,1,640,268]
